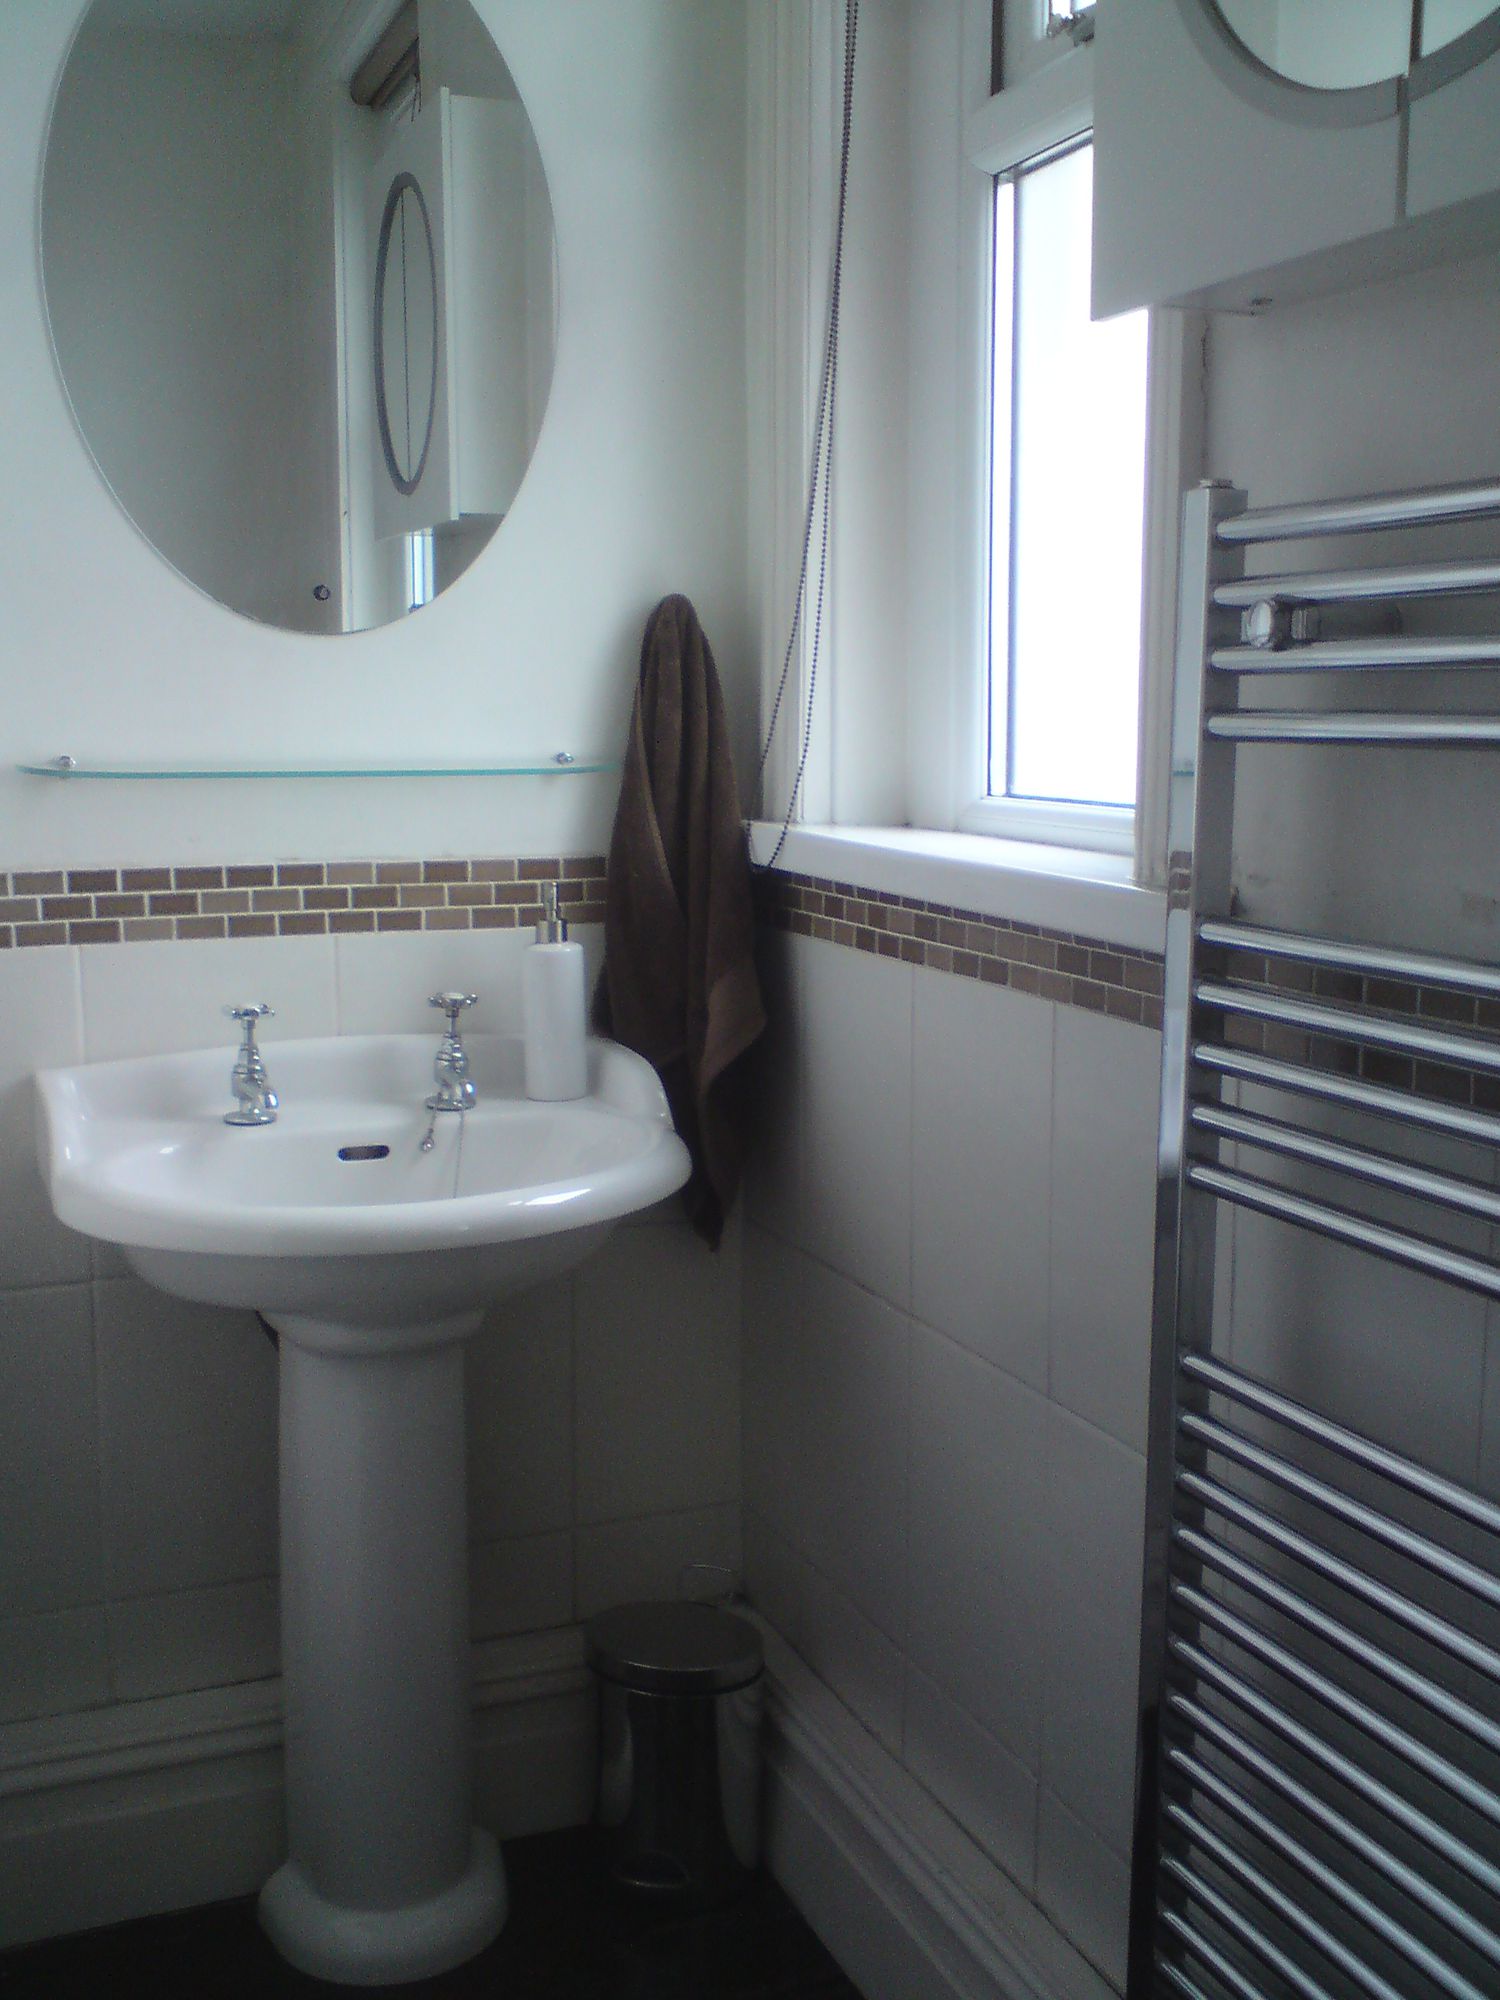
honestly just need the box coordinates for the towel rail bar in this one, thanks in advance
[1189,1102,1500,1225]
[1205,711,1500,745]
[1162,1808,1406,2000]
[1186,1162,1500,1301]
[1191,1043,1500,1148]
[1167,1750,1489,2000]
[1173,1543,1500,1764]
[1179,1408,1500,1609]
[1193,980,1500,1074]
[1161,1883,1332,2000]
[1131,474,1500,1998]
[1197,917,1500,996]
[1169,1637,1500,1900]
[1180,1353,1500,1536]
[1213,557,1500,606]
[1214,479,1500,543]
[1169,1695,1500,1971]
[1211,636,1500,673]
[1178,1468,1500,1681]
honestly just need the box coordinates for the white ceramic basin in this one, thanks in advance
[36,1032,690,1337]
[34,1028,692,1986]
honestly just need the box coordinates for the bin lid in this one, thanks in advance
[585,1600,764,1695]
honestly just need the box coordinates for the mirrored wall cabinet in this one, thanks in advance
[1092,0,1500,314]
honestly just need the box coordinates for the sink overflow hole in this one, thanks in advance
[338,1144,391,1162]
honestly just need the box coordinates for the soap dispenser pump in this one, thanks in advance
[522,881,588,1101]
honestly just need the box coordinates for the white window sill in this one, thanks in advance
[748,822,1166,955]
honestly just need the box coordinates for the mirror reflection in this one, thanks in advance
[41,0,557,636]
[1212,0,1498,90]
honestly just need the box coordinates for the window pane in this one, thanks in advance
[1002,142,1147,809]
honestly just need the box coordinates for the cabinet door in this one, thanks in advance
[1092,0,1402,316]
[1408,33,1500,221]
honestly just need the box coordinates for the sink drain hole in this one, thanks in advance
[337,1143,391,1161]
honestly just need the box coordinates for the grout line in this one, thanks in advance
[85,1275,115,1707]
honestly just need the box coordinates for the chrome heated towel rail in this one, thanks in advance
[1130,475,1500,2000]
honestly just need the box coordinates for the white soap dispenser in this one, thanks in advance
[523,881,588,1100]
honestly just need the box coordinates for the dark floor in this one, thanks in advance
[0,1829,862,1999]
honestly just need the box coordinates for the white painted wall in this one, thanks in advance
[2,0,751,869]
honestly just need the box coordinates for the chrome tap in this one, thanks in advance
[426,992,478,1114]
[223,1004,278,1126]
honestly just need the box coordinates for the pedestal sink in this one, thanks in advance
[35,1032,690,1985]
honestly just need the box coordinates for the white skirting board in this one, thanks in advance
[6,1615,1118,2000]
[755,1623,1118,2000]
[0,1629,594,1950]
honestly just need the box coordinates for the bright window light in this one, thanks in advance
[406,529,434,612]
[989,137,1148,812]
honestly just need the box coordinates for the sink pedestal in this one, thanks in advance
[257,1311,506,1985]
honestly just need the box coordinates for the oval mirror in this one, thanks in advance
[1211,0,1500,91]
[41,0,557,636]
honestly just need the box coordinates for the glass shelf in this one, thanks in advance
[17,755,616,781]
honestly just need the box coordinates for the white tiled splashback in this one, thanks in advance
[0,927,742,1726]
[742,929,1163,1991]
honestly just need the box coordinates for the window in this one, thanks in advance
[974,133,1150,853]
[1044,0,1095,39]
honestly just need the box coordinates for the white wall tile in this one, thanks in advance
[1049,1007,1159,1454]
[742,1230,909,1640]
[107,1576,278,1702]
[742,1508,806,1643]
[334,927,531,1039]
[743,928,805,1245]
[799,1563,907,1754]
[470,1531,573,1639]
[912,969,1053,1388]
[574,1221,740,1525]
[0,1284,101,1615]
[466,1284,574,1540]
[904,1663,1039,1893]
[0,948,91,1289]
[745,1508,905,1753]
[907,1323,1049,1769]
[1038,1406,1145,1856]
[79,934,337,1062]
[94,1277,277,1598]
[1035,1786,1131,1991]
[798,938,914,1306]
[0,1606,109,1723]
[574,1503,741,1621]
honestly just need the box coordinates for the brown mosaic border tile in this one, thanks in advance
[0,857,607,950]
[754,869,1166,1030]
[1204,941,1500,1119]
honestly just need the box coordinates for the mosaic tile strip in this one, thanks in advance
[0,857,607,950]
[1204,941,1500,1119]
[754,868,1166,1030]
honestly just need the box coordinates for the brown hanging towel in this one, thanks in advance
[596,595,766,1248]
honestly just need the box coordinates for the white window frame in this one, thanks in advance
[952,26,1201,882]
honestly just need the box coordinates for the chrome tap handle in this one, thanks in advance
[428,992,478,1030]
[223,1004,278,1127]
[426,993,478,1113]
